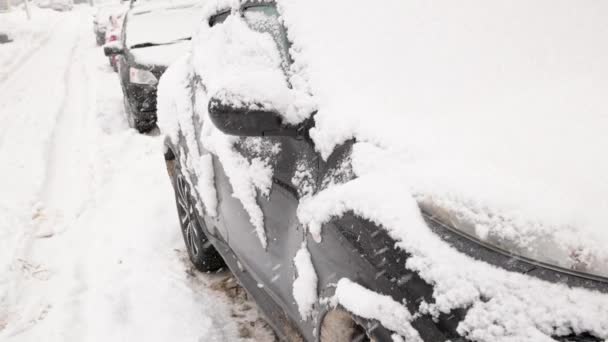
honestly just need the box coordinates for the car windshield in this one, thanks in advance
[243,5,290,72]
[126,5,200,49]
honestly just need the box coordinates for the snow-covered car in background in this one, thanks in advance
[93,4,126,46]
[0,32,12,44]
[128,0,166,8]
[35,0,52,9]
[157,1,608,341]
[104,0,199,132]
[49,0,73,11]
[102,10,125,71]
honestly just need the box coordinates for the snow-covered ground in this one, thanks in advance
[0,7,274,341]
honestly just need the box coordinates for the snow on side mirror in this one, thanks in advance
[103,42,124,57]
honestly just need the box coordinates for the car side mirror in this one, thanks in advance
[208,97,311,137]
[103,42,124,57]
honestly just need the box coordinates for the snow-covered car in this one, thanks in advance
[93,4,125,46]
[104,0,199,132]
[128,0,165,8]
[102,10,126,70]
[35,0,52,9]
[157,1,608,341]
[49,0,73,11]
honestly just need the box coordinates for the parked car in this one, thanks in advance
[157,1,608,341]
[0,32,12,44]
[93,4,125,46]
[49,0,73,11]
[103,11,126,71]
[35,0,52,9]
[104,0,199,132]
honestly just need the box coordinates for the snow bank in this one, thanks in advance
[331,278,421,342]
[292,243,317,320]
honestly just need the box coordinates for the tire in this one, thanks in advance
[134,119,156,134]
[173,164,225,272]
[320,309,375,342]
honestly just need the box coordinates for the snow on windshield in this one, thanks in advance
[126,4,202,48]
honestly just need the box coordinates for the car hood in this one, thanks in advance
[130,40,191,69]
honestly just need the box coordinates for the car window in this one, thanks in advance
[208,5,291,72]
[209,10,230,27]
[242,5,290,71]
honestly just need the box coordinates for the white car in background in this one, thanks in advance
[94,4,127,45]
[49,0,73,11]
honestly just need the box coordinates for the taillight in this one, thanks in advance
[109,35,118,42]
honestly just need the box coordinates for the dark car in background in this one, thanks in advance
[158,1,608,341]
[0,32,12,44]
[104,0,199,132]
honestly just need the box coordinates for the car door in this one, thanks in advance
[205,2,321,327]
[212,134,319,311]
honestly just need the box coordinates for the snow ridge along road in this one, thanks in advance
[0,8,274,341]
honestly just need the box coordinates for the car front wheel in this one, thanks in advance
[172,163,224,272]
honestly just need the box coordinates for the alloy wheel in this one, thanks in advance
[176,174,200,258]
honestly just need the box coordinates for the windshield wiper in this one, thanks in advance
[130,37,191,49]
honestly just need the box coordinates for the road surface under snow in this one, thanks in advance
[0,7,274,342]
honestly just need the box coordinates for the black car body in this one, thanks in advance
[158,2,608,341]
[104,1,198,132]
[93,24,106,46]
[0,32,12,44]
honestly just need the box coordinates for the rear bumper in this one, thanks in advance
[125,83,157,112]
[125,83,158,130]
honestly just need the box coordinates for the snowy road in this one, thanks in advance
[0,8,273,341]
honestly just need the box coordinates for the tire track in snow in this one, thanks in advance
[38,26,88,211]
[0,24,58,87]
[0,13,82,155]
[0,11,93,338]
